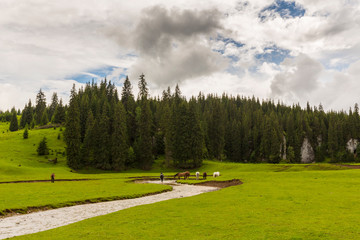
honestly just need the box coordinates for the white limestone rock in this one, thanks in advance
[301,137,315,163]
[346,139,358,154]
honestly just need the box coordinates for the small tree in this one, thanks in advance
[23,126,29,139]
[9,110,19,132]
[41,109,49,126]
[37,137,49,155]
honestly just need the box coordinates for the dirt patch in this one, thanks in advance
[274,166,292,172]
[335,164,360,169]
[131,177,243,188]
[35,124,62,129]
[0,179,97,184]
[194,179,242,188]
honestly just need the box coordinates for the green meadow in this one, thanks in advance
[2,122,360,239]
[0,122,171,215]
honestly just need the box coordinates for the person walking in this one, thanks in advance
[160,173,164,183]
[51,173,55,183]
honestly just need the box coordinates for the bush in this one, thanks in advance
[23,128,29,139]
[37,137,49,156]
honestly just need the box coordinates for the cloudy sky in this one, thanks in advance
[0,0,359,111]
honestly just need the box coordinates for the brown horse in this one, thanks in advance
[174,171,190,180]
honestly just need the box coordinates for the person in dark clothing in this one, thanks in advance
[160,173,164,183]
[51,173,55,183]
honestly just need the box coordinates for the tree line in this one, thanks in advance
[64,75,360,170]
[7,75,360,169]
[5,90,66,132]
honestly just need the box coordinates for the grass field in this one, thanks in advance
[2,122,360,239]
[11,166,360,240]
[0,122,172,215]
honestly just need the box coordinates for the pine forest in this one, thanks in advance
[3,75,360,170]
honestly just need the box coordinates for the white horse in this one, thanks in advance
[213,171,220,178]
[196,172,200,180]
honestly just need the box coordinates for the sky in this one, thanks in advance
[0,0,359,111]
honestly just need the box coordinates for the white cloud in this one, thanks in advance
[0,0,359,111]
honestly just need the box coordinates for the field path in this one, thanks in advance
[0,180,218,239]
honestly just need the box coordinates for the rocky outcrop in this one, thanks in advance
[346,139,358,154]
[301,137,315,163]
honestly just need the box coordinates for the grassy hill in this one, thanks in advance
[0,122,171,215]
[2,122,360,239]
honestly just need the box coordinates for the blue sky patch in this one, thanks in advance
[220,36,245,48]
[259,0,305,21]
[255,45,291,64]
[69,66,127,86]
[213,35,245,63]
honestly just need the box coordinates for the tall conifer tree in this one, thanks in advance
[35,89,46,125]
[111,102,128,170]
[135,74,153,169]
[9,109,19,131]
[48,92,58,121]
[64,85,82,169]
[121,76,136,145]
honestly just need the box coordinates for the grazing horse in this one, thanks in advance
[174,171,190,180]
[196,172,200,180]
[203,172,207,179]
[213,171,220,178]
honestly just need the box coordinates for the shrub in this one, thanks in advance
[23,127,29,139]
[37,137,49,155]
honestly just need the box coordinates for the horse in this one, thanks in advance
[213,171,220,178]
[203,172,207,179]
[196,172,200,180]
[174,171,190,180]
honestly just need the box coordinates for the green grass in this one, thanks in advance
[0,122,73,181]
[0,179,171,215]
[13,167,360,240]
[3,122,360,239]
[0,122,172,215]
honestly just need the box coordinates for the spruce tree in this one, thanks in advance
[48,92,58,121]
[328,114,338,159]
[81,111,95,166]
[231,120,242,162]
[94,103,111,170]
[171,101,189,167]
[20,104,27,129]
[207,100,225,160]
[41,109,49,126]
[188,99,204,167]
[35,89,46,125]
[111,102,128,170]
[52,99,66,124]
[135,74,153,169]
[121,76,136,145]
[25,99,33,127]
[9,109,19,132]
[23,125,29,139]
[37,137,49,155]
[64,85,82,169]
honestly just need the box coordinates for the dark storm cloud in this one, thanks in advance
[128,6,229,86]
[133,6,223,56]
